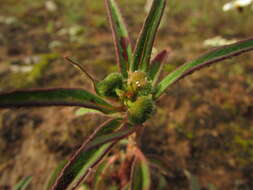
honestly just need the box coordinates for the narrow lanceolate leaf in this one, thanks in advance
[93,160,109,190]
[93,156,116,190]
[105,0,133,78]
[75,108,101,116]
[131,149,151,190]
[0,88,116,114]
[14,176,32,190]
[87,124,137,150]
[50,119,120,190]
[149,49,169,83]
[155,38,253,98]
[44,161,68,190]
[131,0,166,72]
[50,119,138,190]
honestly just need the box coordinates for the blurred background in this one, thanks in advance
[0,0,253,189]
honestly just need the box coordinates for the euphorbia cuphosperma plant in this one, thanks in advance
[1,0,253,189]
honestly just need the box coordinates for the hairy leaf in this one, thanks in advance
[105,0,133,78]
[149,49,169,83]
[87,124,137,150]
[92,156,116,190]
[131,0,166,72]
[50,119,138,190]
[14,176,32,190]
[50,119,120,190]
[155,38,253,98]
[75,108,101,116]
[131,150,151,190]
[0,88,116,114]
[44,161,67,190]
[93,160,108,190]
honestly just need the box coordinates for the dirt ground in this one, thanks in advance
[1,0,253,189]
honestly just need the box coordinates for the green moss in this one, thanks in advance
[26,53,58,83]
[0,53,58,89]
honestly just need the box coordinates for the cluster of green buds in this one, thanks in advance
[1,0,253,189]
[96,71,155,124]
[125,71,154,124]
[90,0,171,125]
[0,0,252,127]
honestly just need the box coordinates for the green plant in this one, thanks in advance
[1,0,253,189]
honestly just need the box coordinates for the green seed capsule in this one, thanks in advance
[96,72,123,98]
[127,96,155,124]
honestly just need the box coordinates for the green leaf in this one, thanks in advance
[92,157,116,190]
[50,119,120,190]
[50,119,137,190]
[75,108,101,116]
[14,176,32,190]
[131,0,166,72]
[155,38,253,98]
[131,151,151,190]
[93,160,108,190]
[105,0,133,78]
[87,124,137,149]
[44,160,67,190]
[0,88,116,114]
[148,49,169,83]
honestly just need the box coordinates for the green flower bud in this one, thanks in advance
[127,71,153,97]
[96,72,123,98]
[127,96,155,124]
[136,83,153,96]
